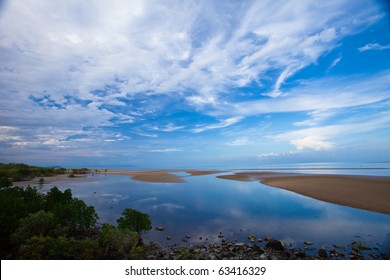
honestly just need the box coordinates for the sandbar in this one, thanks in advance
[218,172,390,215]
[105,169,221,183]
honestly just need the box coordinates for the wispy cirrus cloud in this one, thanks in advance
[151,123,185,132]
[148,148,183,153]
[191,117,244,133]
[219,71,390,117]
[328,56,342,70]
[358,43,390,52]
[226,137,252,146]
[0,0,388,166]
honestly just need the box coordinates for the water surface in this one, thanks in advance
[42,165,390,258]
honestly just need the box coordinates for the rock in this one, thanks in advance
[380,253,390,260]
[294,251,306,258]
[304,241,313,245]
[218,233,224,238]
[234,242,246,247]
[369,253,379,259]
[253,245,265,255]
[265,240,284,251]
[333,244,344,249]
[155,226,165,231]
[185,235,191,239]
[222,251,236,258]
[166,236,172,240]
[317,248,328,259]
[337,251,345,258]
[248,234,256,243]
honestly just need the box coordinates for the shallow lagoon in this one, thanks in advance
[43,166,390,257]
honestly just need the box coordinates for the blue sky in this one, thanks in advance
[0,0,389,168]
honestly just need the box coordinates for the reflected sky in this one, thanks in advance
[43,167,390,257]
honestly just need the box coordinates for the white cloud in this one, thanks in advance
[223,72,390,117]
[328,56,342,70]
[149,148,183,153]
[137,132,158,138]
[257,151,298,158]
[0,0,386,165]
[0,0,380,111]
[227,137,251,146]
[290,135,334,150]
[358,43,390,52]
[294,110,335,127]
[151,123,185,132]
[191,117,244,133]
[273,111,390,151]
[257,152,279,158]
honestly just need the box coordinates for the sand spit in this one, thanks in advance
[218,172,390,215]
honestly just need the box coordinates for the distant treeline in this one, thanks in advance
[0,163,90,188]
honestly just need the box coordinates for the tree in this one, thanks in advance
[39,177,45,185]
[0,177,12,189]
[10,210,55,246]
[17,235,102,260]
[117,208,152,235]
[99,224,139,259]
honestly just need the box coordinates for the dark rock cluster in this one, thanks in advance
[141,233,390,260]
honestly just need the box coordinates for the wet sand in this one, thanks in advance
[218,172,390,215]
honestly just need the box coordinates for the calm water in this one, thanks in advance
[43,163,390,257]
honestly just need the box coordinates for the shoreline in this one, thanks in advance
[12,174,88,187]
[217,172,390,215]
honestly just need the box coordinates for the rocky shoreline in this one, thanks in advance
[140,233,390,260]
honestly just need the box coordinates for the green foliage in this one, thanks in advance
[117,208,152,234]
[0,177,13,189]
[0,186,99,258]
[45,187,98,236]
[0,162,67,182]
[0,187,45,256]
[99,224,140,259]
[70,168,89,174]
[18,236,102,260]
[0,180,152,260]
[10,210,55,246]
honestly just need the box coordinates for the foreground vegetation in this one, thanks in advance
[0,185,152,259]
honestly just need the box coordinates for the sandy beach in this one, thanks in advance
[218,172,390,215]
